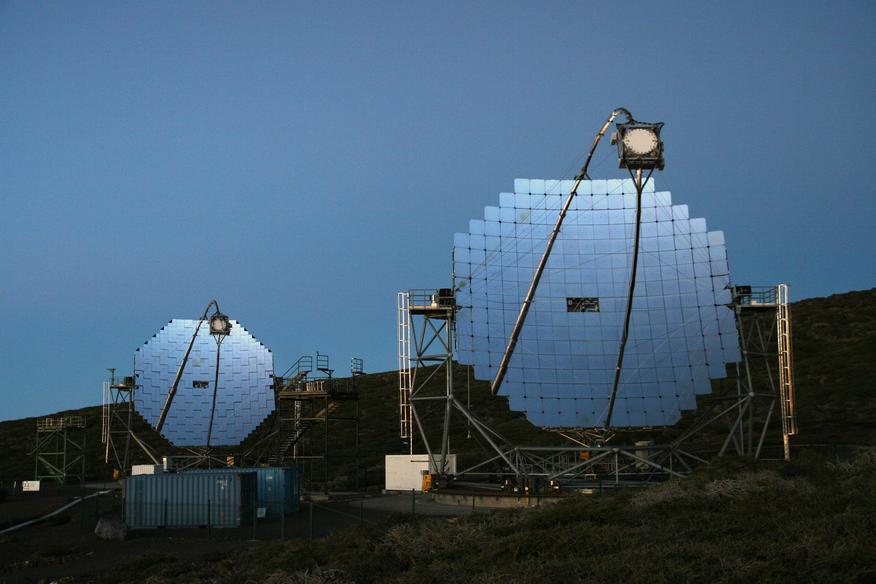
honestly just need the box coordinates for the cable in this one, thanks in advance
[156,299,223,434]
[604,166,655,429]
[489,108,634,396]
[205,334,226,448]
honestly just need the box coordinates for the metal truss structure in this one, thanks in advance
[102,372,162,475]
[33,416,86,484]
[670,284,798,461]
[397,284,798,493]
[267,354,361,493]
[398,290,459,477]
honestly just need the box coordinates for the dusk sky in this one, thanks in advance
[1,1,874,421]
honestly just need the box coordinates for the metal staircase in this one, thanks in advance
[270,352,361,489]
[276,356,312,389]
[271,401,341,464]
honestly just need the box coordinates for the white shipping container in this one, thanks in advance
[385,454,457,492]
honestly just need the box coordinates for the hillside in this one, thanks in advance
[790,288,876,445]
[97,453,876,584]
[1,288,874,487]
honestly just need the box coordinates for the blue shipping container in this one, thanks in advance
[124,471,257,528]
[182,467,300,515]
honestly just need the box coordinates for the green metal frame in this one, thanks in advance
[34,416,86,484]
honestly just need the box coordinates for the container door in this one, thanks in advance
[214,477,231,526]
[263,473,275,515]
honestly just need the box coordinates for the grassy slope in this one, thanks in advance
[92,454,876,584]
[791,289,876,445]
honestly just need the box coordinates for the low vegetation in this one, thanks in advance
[89,451,876,583]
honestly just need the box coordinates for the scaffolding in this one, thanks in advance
[33,416,86,484]
[271,354,360,493]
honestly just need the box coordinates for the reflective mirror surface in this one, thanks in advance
[134,319,275,446]
[453,178,740,429]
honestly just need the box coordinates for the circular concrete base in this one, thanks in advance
[432,490,568,509]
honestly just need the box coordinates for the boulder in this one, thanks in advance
[94,516,127,541]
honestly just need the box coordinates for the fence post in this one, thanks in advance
[208,499,212,539]
[163,498,168,528]
[411,488,415,514]
[359,501,364,526]
[252,501,257,540]
[280,500,285,541]
[308,501,314,540]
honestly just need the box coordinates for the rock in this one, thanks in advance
[210,560,232,576]
[94,516,127,541]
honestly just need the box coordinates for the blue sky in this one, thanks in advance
[1,1,874,420]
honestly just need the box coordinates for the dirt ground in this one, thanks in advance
[0,485,476,583]
[0,485,99,528]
